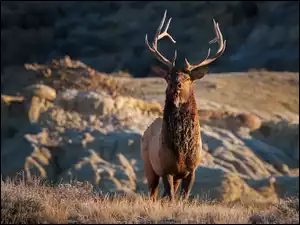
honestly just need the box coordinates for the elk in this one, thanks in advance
[141,10,226,201]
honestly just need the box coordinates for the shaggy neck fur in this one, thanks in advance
[163,88,200,161]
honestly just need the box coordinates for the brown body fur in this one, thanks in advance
[162,86,202,174]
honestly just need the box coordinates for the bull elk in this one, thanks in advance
[141,10,226,201]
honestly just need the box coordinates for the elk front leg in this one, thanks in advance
[180,170,195,200]
[162,174,175,201]
[173,177,181,195]
[144,160,160,200]
[148,174,160,201]
[163,176,180,200]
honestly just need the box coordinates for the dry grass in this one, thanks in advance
[1,176,299,224]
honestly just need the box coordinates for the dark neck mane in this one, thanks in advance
[162,90,200,158]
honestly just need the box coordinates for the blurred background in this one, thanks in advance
[1,1,299,204]
[1,1,299,76]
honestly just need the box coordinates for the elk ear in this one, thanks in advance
[150,65,168,79]
[190,66,209,81]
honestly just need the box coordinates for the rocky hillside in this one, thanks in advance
[1,1,299,76]
[1,57,299,204]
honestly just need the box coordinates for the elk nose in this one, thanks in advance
[177,83,182,89]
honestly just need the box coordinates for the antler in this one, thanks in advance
[184,19,227,72]
[145,10,177,69]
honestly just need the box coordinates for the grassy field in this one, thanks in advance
[1,177,299,224]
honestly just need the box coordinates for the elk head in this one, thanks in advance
[145,10,226,106]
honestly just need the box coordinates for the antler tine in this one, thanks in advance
[153,10,167,49]
[185,19,226,71]
[157,17,176,44]
[145,10,177,69]
[185,48,211,70]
